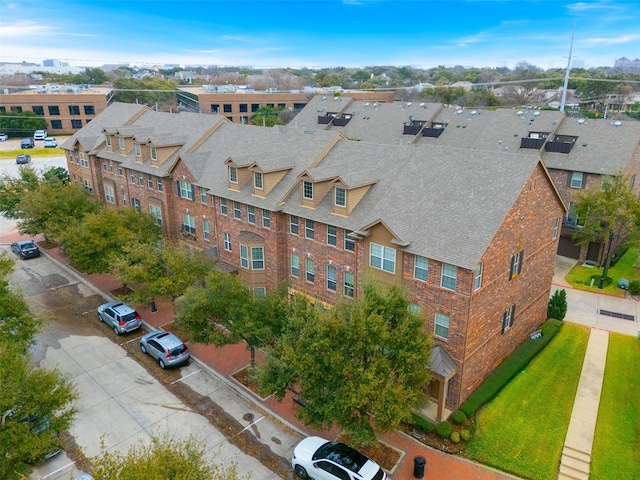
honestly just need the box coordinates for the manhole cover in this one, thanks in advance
[243,413,254,422]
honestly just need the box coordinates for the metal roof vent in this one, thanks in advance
[613,121,622,127]
[534,111,541,116]
[517,110,524,116]
[577,118,586,125]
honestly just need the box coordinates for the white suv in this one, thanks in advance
[33,129,47,140]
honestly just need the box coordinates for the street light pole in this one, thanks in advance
[598,231,614,289]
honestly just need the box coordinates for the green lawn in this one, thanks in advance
[565,247,640,296]
[465,323,590,480]
[0,147,63,160]
[590,333,640,480]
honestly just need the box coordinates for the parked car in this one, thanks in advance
[0,132,8,141]
[11,240,40,259]
[20,138,35,148]
[43,137,58,148]
[16,153,32,164]
[97,301,142,335]
[33,129,47,140]
[292,436,387,480]
[5,411,61,463]
[139,331,190,369]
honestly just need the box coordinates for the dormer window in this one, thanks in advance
[229,166,238,184]
[335,187,346,207]
[254,172,263,189]
[303,181,313,200]
[135,143,141,157]
[105,135,112,148]
[150,146,157,161]
[118,137,125,151]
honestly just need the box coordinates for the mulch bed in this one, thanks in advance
[231,365,270,400]
[336,433,401,472]
[37,239,59,250]
[109,286,133,298]
[399,421,469,454]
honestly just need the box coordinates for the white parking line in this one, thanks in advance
[170,368,202,384]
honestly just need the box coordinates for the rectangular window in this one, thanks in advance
[106,135,112,148]
[121,188,126,206]
[199,187,207,203]
[291,254,300,277]
[149,204,162,226]
[224,232,232,251]
[251,247,264,270]
[306,258,315,283]
[32,105,44,115]
[130,171,136,183]
[335,187,346,207]
[83,179,93,194]
[414,256,428,281]
[156,177,163,192]
[182,213,196,234]
[262,209,271,228]
[290,215,299,235]
[102,161,107,171]
[48,105,60,115]
[327,265,337,291]
[240,245,249,269]
[251,103,260,112]
[510,250,524,280]
[51,120,62,129]
[474,263,483,290]
[343,272,354,297]
[150,146,157,161]
[502,305,516,334]
[119,137,125,151]
[370,243,396,273]
[344,230,355,251]
[69,105,80,115]
[233,201,242,219]
[553,218,559,239]
[441,263,457,290]
[327,225,337,246]
[148,174,154,189]
[108,160,114,173]
[132,198,141,212]
[203,220,210,240]
[229,166,238,183]
[253,287,266,297]
[178,181,194,200]
[239,103,248,113]
[223,104,232,113]
[117,165,123,176]
[138,172,144,186]
[570,171,584,188]
[80,154,89,168]
[435,312,450,339]
[10,106,22,113]
[71,119,82,129]
[104,185,115,203]
[211,104,219,113]
[254,171,263,189]
[303,181,313,200]
[84,105,95,115]
[305,219,314,239]
[220,197,228,215]
[247,205,256,224]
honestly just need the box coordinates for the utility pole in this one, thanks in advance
[560,25,575,112]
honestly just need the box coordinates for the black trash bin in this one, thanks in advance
[413,455,426,479]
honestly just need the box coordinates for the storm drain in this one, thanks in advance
[599,309,635,321]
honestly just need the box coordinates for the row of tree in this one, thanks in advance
[0,165,434,446]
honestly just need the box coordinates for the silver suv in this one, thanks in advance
[97,301,142,335]
[139,331,190,369]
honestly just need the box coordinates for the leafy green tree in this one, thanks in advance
[0,166,41,219]
[250,105,285,127]
[113,77,178,110]
[42,166,70,184]
[548,289,568,321]
[0,111,48,139]
[177,273,289,367]
[110,240,214,305]
[90,434,247,480]
[60,208,161,274]
[572,172,640,273]
[83,67,108,84]
[17,176,102,241]
[256,282,433,446]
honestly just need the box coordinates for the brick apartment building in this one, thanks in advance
[0,86,115,135]
[62,100,566,420]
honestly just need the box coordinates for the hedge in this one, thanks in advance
[411,413,435,433]
[460,318,563,417]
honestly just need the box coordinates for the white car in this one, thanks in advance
[292,436,387,480]
[0,133,7,141]
[33,129,47,140]
[43,137,58,148]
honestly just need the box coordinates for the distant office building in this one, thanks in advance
[43,59,70,67]
[614,57,640,71]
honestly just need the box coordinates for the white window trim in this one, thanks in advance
[474,263,483,291]
[570,171,583,188]
[435,312,450,339]
[335,187,347,207]
[441,263,457,291]
[135,143,141,157]
[229,166,238,184]
[414,256,428,281]
[369,242,396,274]
[254,171,263,190]
[303,181,313,200]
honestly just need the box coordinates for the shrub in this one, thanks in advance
[460,429,472,442]
[460,319,563,417]
[450,431,460,443]
[610,244,629,267]
[547,289,567,321]
[411,413,435,434]
[436,421,452,438]
[629,280,640,296]
[452,410,467,425]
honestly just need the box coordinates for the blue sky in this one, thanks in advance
[1,0,639,70]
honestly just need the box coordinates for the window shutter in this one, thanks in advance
[176,180,181,197]
[566,173,572,187]
[190,184,195,201]
[501,312,506,334]
[509,255,515,280]
[518,250,524,274]
[510,305,516,327]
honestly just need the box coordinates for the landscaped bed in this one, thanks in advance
[590,333,640,479]
[464,323,590,480]
[565,247,640,296]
